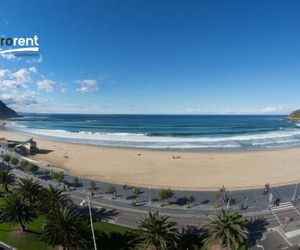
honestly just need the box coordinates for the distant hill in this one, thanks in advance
[0,101,19,118]
[287,109,300,120]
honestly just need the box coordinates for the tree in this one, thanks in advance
[73,176,80,187]
[0,192,36,232]
[204,209,248,249]
[9,156,19,167]
[214,186,228,203]
[89,180,96,191]
[107,185,117,198]
[52,171,65,185]
[158,189,174,205]
[0,170,15,193]
[187,194,195,208]
[177,226,204,250]
[42,207,91,250]
[136,211,179,250]
[16,178,43,206]
[24,162,39,174]
[96,231,137,250]
[133,187,141,203]
[39,185,72,214]
[2,154,11,166]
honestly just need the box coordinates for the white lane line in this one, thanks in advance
[271,210,283,226]
[271,206,294,211]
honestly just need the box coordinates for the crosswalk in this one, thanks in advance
[270,202,295,212]
[269,202,300,226]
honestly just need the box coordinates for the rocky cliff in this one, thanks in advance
[0,101,19,118]
[287,109,300,120]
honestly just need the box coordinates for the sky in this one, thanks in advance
[0,0,300,114]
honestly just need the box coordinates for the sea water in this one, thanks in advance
[5,114,300,151]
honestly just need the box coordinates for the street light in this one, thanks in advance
[87,193,97,250]
[292,183,298,204]
[148,186,151,205]
[81,176,97,250]
[227,190,232,209]
[81,176,85,193]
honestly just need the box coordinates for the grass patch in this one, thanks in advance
[0,194,131,250]
[0,217,53,250]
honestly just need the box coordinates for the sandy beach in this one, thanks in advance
[1,128,300,190]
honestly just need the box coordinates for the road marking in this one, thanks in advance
[285,228,300,238]
[270,202,294,212]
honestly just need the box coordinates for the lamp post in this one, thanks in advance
[227,190,232,209]
[87,193,97,250]
[81,176,97,250]
[292,183,298,204]
[148,186,151,205]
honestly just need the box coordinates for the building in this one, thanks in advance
[14,138,38,156]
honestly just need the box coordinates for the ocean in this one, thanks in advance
[5,114,300,151]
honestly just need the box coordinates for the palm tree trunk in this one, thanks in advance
[20,222,26,232]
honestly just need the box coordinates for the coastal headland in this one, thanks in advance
[1,128,300,191]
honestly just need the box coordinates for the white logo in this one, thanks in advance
[0,35,39,55]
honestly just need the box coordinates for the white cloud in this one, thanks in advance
[0,67,37,90]
[26,55,43,64]
[75,79,98,93]
[0,53,21,61]
[0,91,40,108]
[29,67,37,73]
[37,79,55,92]
[259,107,285,114]
[0,69,8,78]
[12,67,37,83]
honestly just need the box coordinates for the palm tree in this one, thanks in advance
[97,231,138,250]
[39,185,72,213]
[16,178,43,206]
[177,226,204,250]
[0,192,36,231]
[42,207,91,250]
[136,211,179,250]
[204,209,248,249]
[0,170,15,193]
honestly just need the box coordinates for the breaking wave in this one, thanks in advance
[6,121,300,150]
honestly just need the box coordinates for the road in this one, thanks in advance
[12,168,300,249]
[1,149,300,249]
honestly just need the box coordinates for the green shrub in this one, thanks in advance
[90,180,96,190]
[107,185,117,194]
[10,157,19,166]
[52,171,64,183]
[158,189,174,201]
[2,154,11,164]
[73,176,80,187]
[20,160,29,170]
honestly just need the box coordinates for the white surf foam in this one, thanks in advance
[5,122,300,149]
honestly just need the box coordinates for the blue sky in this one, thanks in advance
[0,0,300,114]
